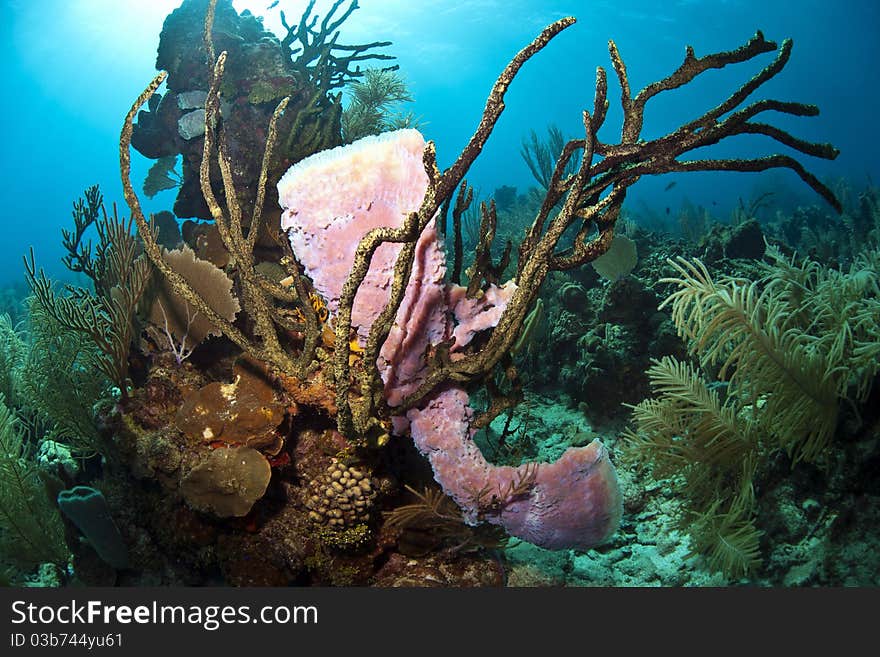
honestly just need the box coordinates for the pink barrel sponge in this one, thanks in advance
[278,129,622,550]
[278,129,431,325]
[278,129,515,404]
[407,387,621,550]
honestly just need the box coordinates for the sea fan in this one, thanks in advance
[143,156,182,199]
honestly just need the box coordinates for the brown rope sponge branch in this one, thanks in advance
[121,7,839,442]
[388,28,840,416]
[121,0,323,380]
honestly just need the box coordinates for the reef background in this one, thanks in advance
[2,0,878,284]
[0,1,878,587]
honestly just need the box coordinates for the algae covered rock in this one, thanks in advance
[180,446,271,517]
[174,363,285,449]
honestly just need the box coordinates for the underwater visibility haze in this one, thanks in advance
[0,0,878,587]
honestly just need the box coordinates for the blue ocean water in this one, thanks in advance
[0,0,877,284]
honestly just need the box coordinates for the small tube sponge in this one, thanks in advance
[57,486,129,569]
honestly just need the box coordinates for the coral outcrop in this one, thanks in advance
[132,0,392,225]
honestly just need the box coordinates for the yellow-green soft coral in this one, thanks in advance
[0,394,69,572]
[623,244,880,578]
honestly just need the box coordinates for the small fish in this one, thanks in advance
[309,292,329,323]
[663,181,677,192]
[267,0,279,9]
[665,207,670,215]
